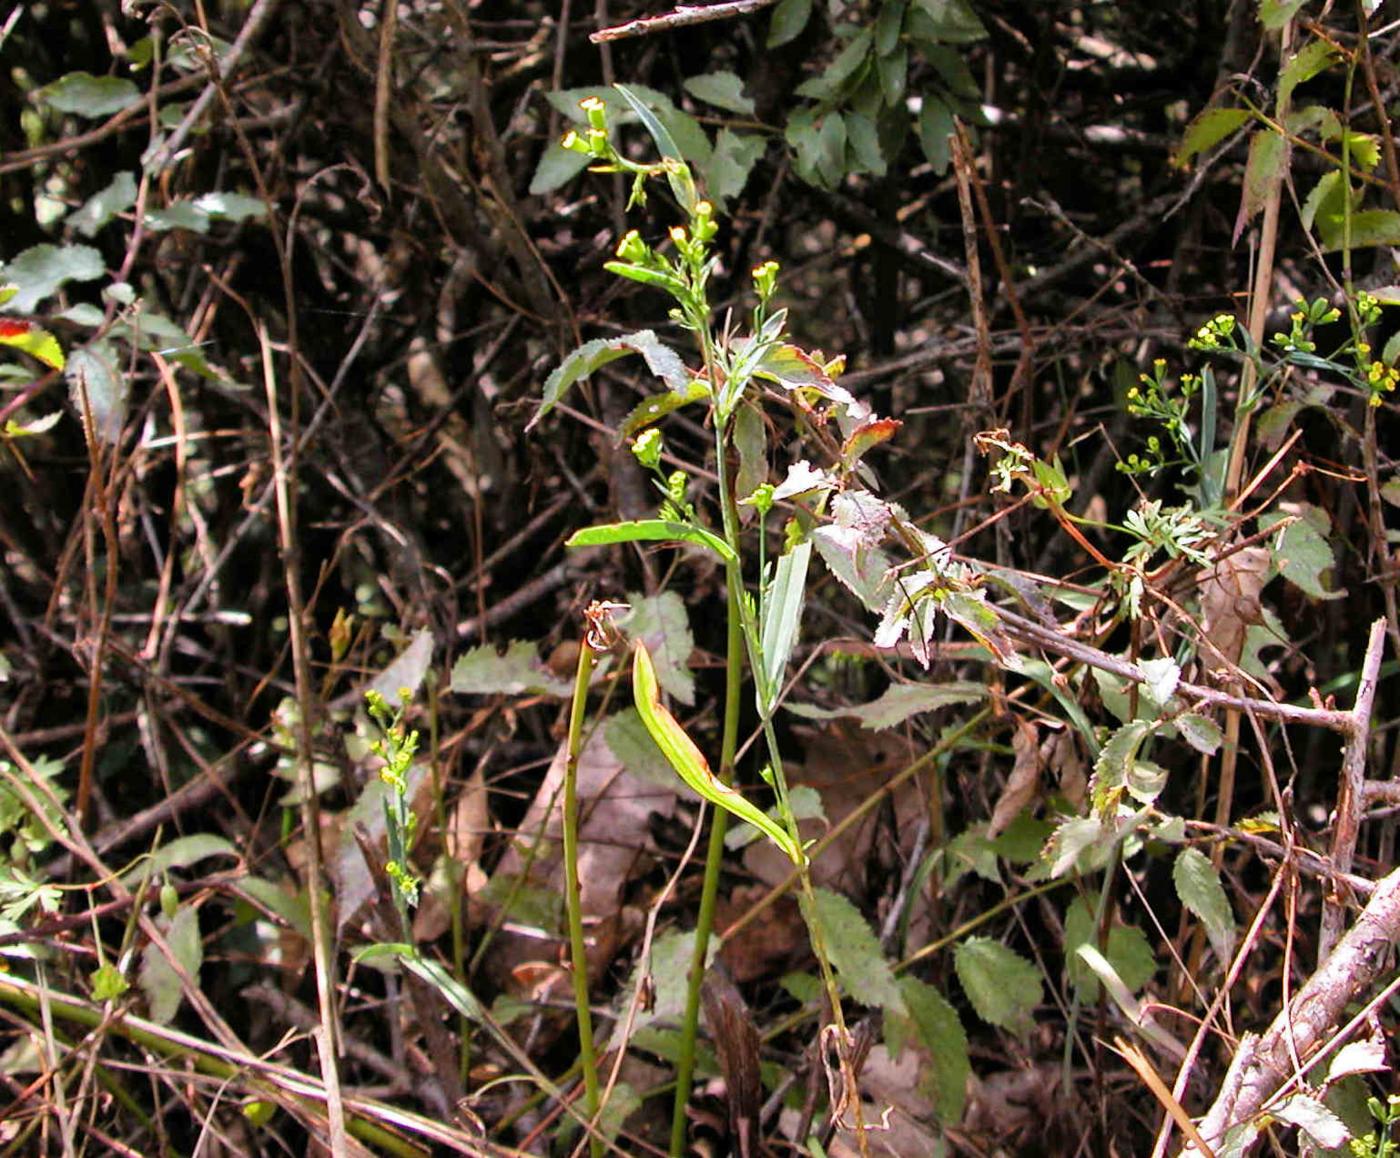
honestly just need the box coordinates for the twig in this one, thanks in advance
[590,0,777,43]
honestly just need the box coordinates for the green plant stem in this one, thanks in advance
[669,581,742,1156]
[563,633,604,1158]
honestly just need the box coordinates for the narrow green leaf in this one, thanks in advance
[682,71,754,115]
[40,72,142,118]
[759,540,812,710]
[566,519,738,565]
[812,888,905,1014]
[954,936,1042,1035]
[1174,847,1237,964]
[875,0,907,55]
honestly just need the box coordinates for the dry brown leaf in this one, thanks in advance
[1198,545,1271,668]
[1044,727,1087,808]
[988,718,1042,838]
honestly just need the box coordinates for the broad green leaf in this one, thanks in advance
[122,834,238,885]
[1174,847,1237,964]
[954,936,1041,1035]
[1259,0,1309,30]
[943,827,1001,887]
[1174,106,1250,167]
[0,319,64,370]
[877,45,909,105]
[896,976,968,1125]
[911,0,986,42]
[1234,128,1286,242]
[683,71,754,115]
[768,0,813,46]
[705,129,765,206]
[786,680,985,730]
[816,111,848,186]
[66,346,127,445]
[614,84,699,211]
[40,71,142,118]
[1263,507,1339,598]
[611,929,711,1044]
[1063,897,1157,1000]
[989,811,1054,864]
[566,519,738,565]
[844,111,886,177]
[138,905,202,1024]
[812,888,904,1014]
[477,871,564,931]
[620,591,695,705]
[528,140,592,195]
[1045,814,1114,877]
[1320,208,1400,251]
[1279,39,1341,108]
[531,330,688,429]
[1176,713,1223,755]
[812,528,895,611]
[69,171,138,238]
[235,875,311,938]
[760,540,812,708]
[144,192,266,234]
[918,96,955,172]
[449,640,572,697]
[1,244,105,314]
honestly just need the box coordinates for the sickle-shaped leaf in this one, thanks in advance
[632,642,804,865]
[566,519,737,565]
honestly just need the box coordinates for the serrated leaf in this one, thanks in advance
[1091,720,1153,809]
[1279,39,1341,108]
[1176,713,1223,755]
[1320,208,1400,251]
[1272,1094,1349,1148]
[69,171,138,238]
[0,244,105,314]
[1327,1036,1388,1079]
[897,977,968,1125]
[0,319,64,370]
[812,888,905,1014]
[1063,898,1158,1000]
[66,346,127,445]
[768,0,812,46]
[620,591,694,705]
[1234,128,1286,243]
[1264,509,1339,598]
[1174,847,1236,964]
[40,72,142,118]
[812,528,895,611]
[683,71,754,115]
[620,380,709,439]
[786,681,985,730]
[1174,106,1251,167]
[449,640,572,697]
[566,519,738,565]
[138,905,202,1024]
[531,330,687,429]
[954,936,1041,1035]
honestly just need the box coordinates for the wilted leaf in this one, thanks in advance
[449,640,572,697]
[138,905,202,1024]
[1234,128,1286,244]
[1,244,106,314]
[367,627,435,701]
[988,719,1042,838]
[1327,1035,1388,1079]
[1198,545,1271,665]
[532,330,688,429]
[1272,1094,1349,1148]
[954,937,1041,1035]
[1173,847,1236,964]
[812,888,904,1014]
[40,72,142,118]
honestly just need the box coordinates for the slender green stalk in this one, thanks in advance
[563,629,603,1158]
[669,581,743,1155]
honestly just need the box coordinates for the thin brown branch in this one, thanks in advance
[590,0,777,42]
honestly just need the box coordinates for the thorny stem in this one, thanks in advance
[563,627,603,1158]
